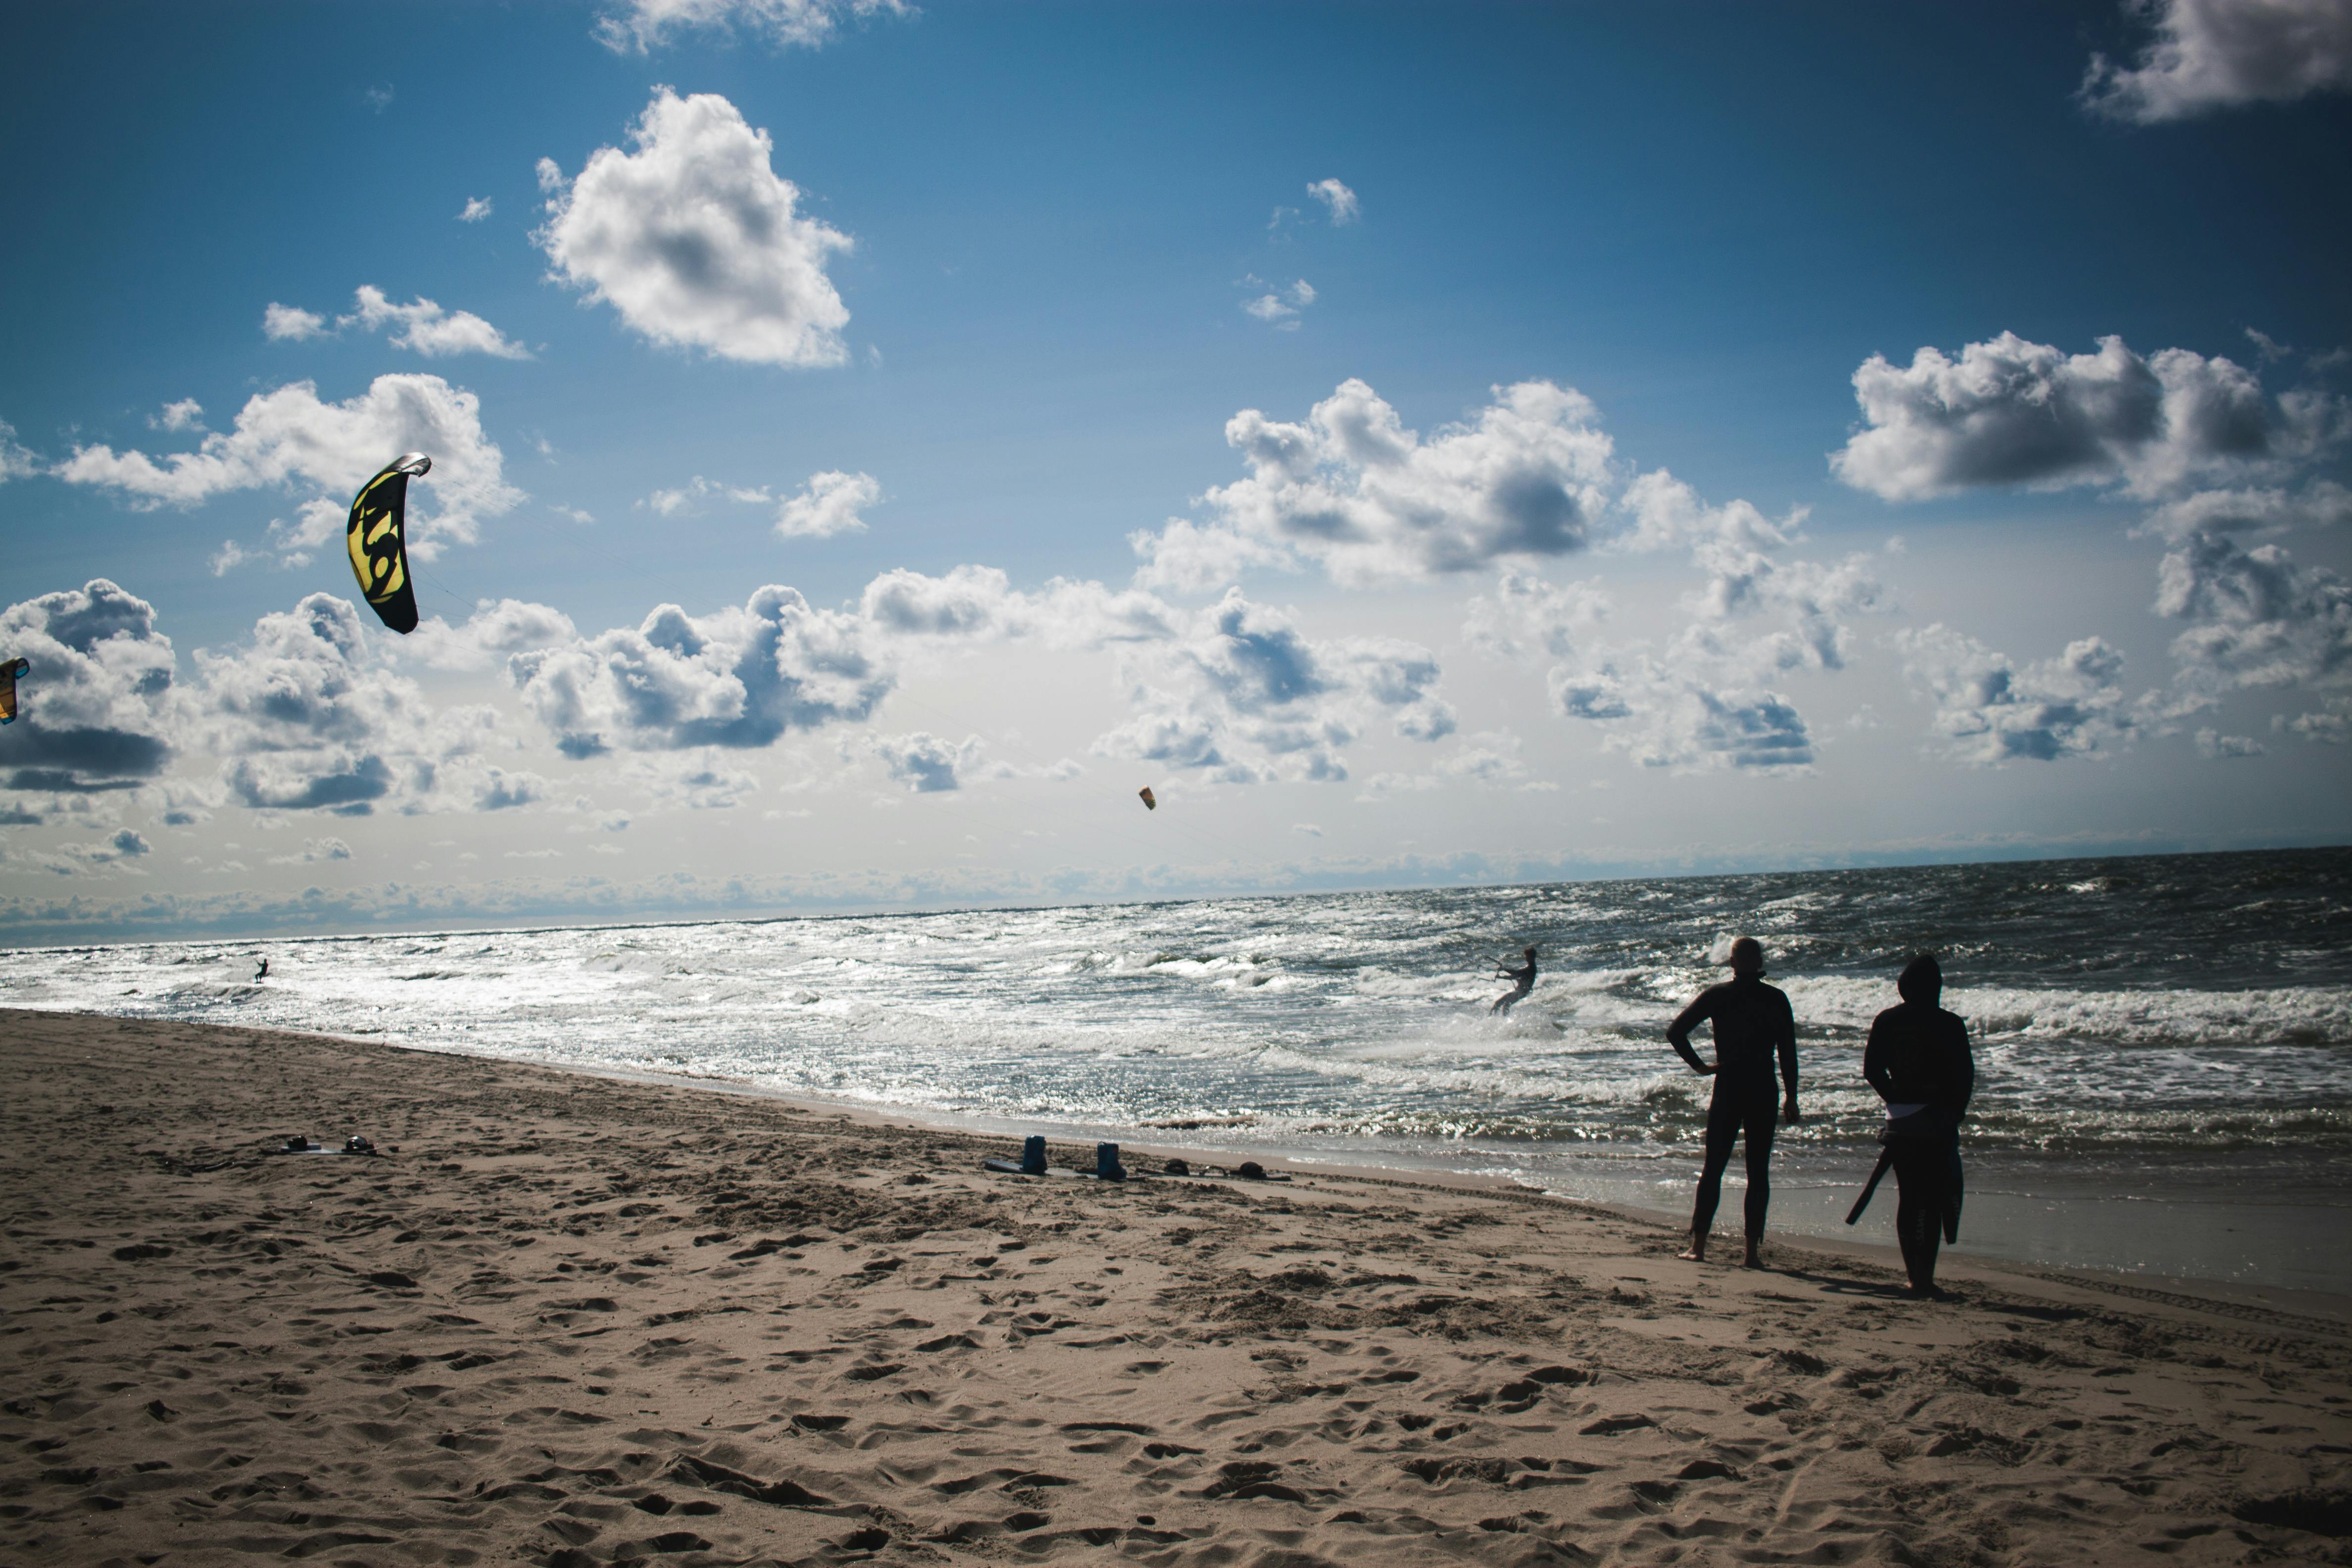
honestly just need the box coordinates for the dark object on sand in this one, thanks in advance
[1094,1142,1126,1181]
[1236,1161,1266,1179]
[282,1134,313,1153]
[983,1134,1053,1176]
[1163,1157,1190,1176]
[344,1134,376,1155]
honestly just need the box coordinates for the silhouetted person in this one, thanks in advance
[1667,936,1801,1267]
[254,957,269,980]
[1864,953,1974,1298]
[1491,946,1537,1015]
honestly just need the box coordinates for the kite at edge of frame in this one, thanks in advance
[0,657,26,725]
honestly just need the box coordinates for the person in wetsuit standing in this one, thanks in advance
[1863,953,1974,1297]
[1666,936,1801,1268]
[1491,946,1538,1015]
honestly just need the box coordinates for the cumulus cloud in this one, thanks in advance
[1134,378,1616,589]
[1092,589,1454,783]
[1461,468,1890,772]
[2141,478,2352,539]
[263,303,327,342]
[2154,529,2352,699]
[1240,277,1315,330]
[344,286,532,359]
[1831,332,2346,501]
[458,196,493,223]
[775,469,878,538]
[1896,626,2135,764]
[0,580,179,795]
[507,585,891,756]
[53,374,522,558]
[196,593,448,814]
[2194,727,2266,758]
[1306,178,1359,224]
[593,0,910,53]
[270,836,353,864]
[871,731,985,792]
[536,89,853,368]
[151,399,204,433]
[2081,0,2352,123]
[403,598,580,672]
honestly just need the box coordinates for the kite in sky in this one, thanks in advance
[345,453,431,634]
[0,658,25,725]
[1138,786,1156,811]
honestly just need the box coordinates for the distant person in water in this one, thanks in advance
[1490,946,1537,1015]
[254,957,269,980]
[1864,953,1974,1298]
[1667,936,1801,1267]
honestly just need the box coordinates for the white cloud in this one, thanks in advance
[458,196,494,223]
[593,0,911,53]
[54,373,523,558]
[403,598,580,672]
[1895,626,2135,764]
[2140,478,2352,539]
[194,593,494,815]
[507,585,891,756]
[1241,278,1316,330]
[263,302,327,342]
[1830,332,2346,501]
[345,286,531,359]
[151,399,204,433]
[643,474,773,516]
[1460,469,1890,773]
[1306,178,1359,224]
[775,469,878,538]
[0,580,180,797]
[0,420,36,482]
[2081,0,2352,123]
[536,89,853,368]
[2154,529,2352,698]
[208,540,251,577]
[871,731,984,792]
[2194,727,2266,758]
[1092,589,1453,783]
[269,835,353,865]
[1134,378,1616,589]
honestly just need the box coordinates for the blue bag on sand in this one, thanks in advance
[1022,1135,1048,1176]
[1095,1142,1126,1181]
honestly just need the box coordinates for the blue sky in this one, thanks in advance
[2,0,2348,941]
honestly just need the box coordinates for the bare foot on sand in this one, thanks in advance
[1744,1241,1765,1269]
[1678,1230,1707,1262]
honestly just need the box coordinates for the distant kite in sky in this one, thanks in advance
[1138,786,1156,811]
[0,658,25,725]
[346,452,432,633]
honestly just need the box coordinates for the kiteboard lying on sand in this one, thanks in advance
[979,1139,1290,1182]
[272,1134,382,1156]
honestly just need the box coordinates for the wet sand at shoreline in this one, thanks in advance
[4,1008,2349,1567]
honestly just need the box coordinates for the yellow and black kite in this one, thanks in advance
[345,453,432,633]
[0,657,26,725]
[1137,786,1157,811]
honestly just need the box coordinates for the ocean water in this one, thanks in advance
[8,848,2350,1292]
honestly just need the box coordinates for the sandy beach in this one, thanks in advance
[3,1008,2349,1568]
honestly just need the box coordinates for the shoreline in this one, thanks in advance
[6,1008,2350,1566]
[274,1022,2352,1302]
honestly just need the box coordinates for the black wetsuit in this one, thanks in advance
[1863,999,1973,1290]
[1491,957,1536,1015]
[1668,977,1799,1244]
